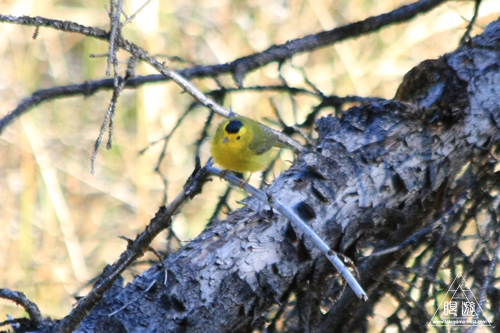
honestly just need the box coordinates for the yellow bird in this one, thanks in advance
[211,116,287,173]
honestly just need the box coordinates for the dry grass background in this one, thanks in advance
[0,0,499,329]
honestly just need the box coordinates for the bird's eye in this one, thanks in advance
[237,136,241,140]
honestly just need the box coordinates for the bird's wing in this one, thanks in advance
[248,124,278,155]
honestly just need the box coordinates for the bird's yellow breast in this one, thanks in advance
[211,116,277,173]
[211,137,273,172]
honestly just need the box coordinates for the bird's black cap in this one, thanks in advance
[225,120,243,134]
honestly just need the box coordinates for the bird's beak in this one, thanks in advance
[223,137,228,143]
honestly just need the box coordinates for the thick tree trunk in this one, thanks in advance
[70,19,500,333]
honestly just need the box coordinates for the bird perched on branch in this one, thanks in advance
[211,115,289,173]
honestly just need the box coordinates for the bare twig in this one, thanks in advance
[106,0,123,77]
[137,57,304,152]
[277,62,299,122]
[139,103,200,203]
[466,231,500,333]
[460,0,483,45]
[195,109,216,157]
[91,54,136,173]
[0,0,447,82]
[90,0,128,174]
[0,289,44,327]
[0,0,446,143]
[54,158,210,333]
[107,280,157,317]
[206,163,368,301]
[122,0,155,25]
[207,185,233,226]
[370,191,470,257]
[90,73,127,174]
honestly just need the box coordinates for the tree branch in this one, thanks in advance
[57,19,500,332]
[0,0,447,134]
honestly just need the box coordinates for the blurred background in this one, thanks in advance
[0,0,498,329]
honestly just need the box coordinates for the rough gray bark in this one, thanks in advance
[69,19,500,333]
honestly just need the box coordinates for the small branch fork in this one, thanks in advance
[90,0,135,174]
[0,289,45,329]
